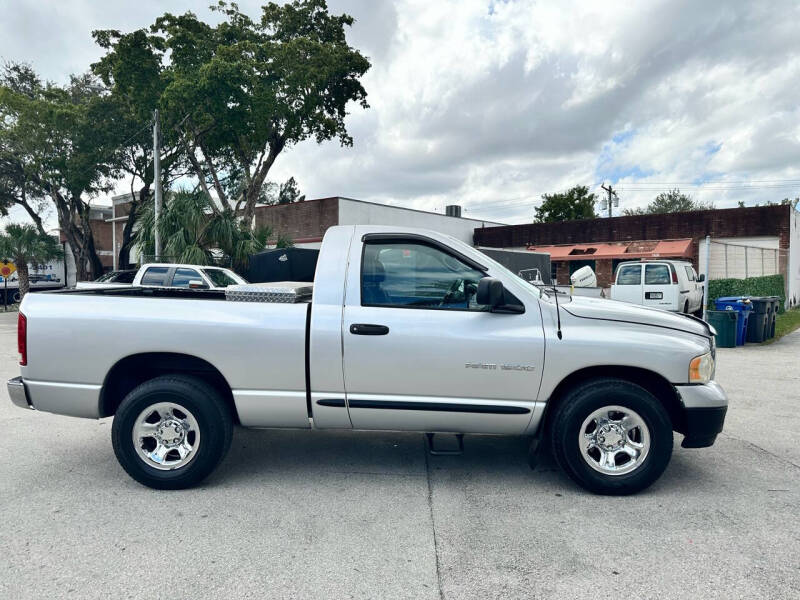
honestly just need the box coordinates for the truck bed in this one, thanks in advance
[19,289,311,424]
[45,283,313,303]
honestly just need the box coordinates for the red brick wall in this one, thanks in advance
[89,220,114,268]
[595,259,613,287]
[254,197,339,242]
[555,261,570,285]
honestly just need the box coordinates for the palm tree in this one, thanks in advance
[134,189,292,272]
[0,223,64,300]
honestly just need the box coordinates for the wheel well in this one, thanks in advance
[99,353,239,424]
[541,366,683,433]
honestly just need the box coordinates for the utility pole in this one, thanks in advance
[601,184,618,218]
[153,109,162,262]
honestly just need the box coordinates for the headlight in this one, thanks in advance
[689,352,714,383]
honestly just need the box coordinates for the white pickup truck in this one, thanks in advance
[8,225,727,495]
[76,263,246,290]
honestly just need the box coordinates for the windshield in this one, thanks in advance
[202,268,246,287]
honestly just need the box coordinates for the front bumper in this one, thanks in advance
[674,381,728,448]
[7,376,32,410]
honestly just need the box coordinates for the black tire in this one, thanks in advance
[683,301,689,314]
[111,375,234,490]
[549,378,673,495]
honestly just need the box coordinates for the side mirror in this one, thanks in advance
[188,279,208,289]
[477,277,504,308]
[697,274,706,282]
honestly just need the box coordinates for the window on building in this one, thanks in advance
[569,260,596,275]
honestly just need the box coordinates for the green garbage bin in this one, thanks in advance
[707,310,738,348]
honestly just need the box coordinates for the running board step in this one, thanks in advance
[425,432,464,456]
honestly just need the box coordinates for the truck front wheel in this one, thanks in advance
[549,378,673,495]
[111,375,234,490]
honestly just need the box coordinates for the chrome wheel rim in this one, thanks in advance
[579,405,650,476]
[132,402,200,471]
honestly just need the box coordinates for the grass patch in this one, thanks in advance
[766,308,800,343]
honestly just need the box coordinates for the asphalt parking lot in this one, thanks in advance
[0,311,798,599]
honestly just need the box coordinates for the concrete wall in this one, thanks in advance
[338,198,501,245]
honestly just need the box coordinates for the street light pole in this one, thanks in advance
[153,109,162,262]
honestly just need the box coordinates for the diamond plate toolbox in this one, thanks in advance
[225,281,313,303]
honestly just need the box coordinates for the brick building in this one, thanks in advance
[473,205,800,305]
[252,196,503,248]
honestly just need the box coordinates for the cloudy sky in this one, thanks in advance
[2,0,800,225]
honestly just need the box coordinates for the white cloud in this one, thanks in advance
[2,0,800,225]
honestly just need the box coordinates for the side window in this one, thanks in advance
[684,266,696,281]
[645,264,671,285]
[140,266,170,286]
[616,265,641,285]
[361,242,486,310]
[171,268,202,288]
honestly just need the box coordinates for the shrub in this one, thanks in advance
[707,274,785,313]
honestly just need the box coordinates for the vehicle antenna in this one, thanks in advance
[552,283,563,339]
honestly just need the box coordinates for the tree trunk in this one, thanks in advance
[242,141,284,225]
[18,196,47,236]
[118,184,148,270]
[16,260,30,300]
[51,190,104,281]
[79,207,105,280]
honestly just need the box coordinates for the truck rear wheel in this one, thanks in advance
[549,378,673,495]
[111,375,233,490]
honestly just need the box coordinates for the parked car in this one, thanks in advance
[610,260,705,315]
[76,264,246,290]
[8,225,726,495]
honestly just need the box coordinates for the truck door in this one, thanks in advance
[340,232,544,435]
[612,264,643,304]
[642,263,674,310]
[685,266,702,312]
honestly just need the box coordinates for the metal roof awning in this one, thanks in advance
[527,238,693,261]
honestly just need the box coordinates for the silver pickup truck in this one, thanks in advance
[7,225,727,495]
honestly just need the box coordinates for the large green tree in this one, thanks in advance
[534,185,598,223]
[94,0,370,226]
[624,189,713,215]
[0,63,117,279]
[0,223,63,299]
[91,30,185,270]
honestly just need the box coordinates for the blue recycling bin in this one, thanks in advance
[714,297,753,346]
